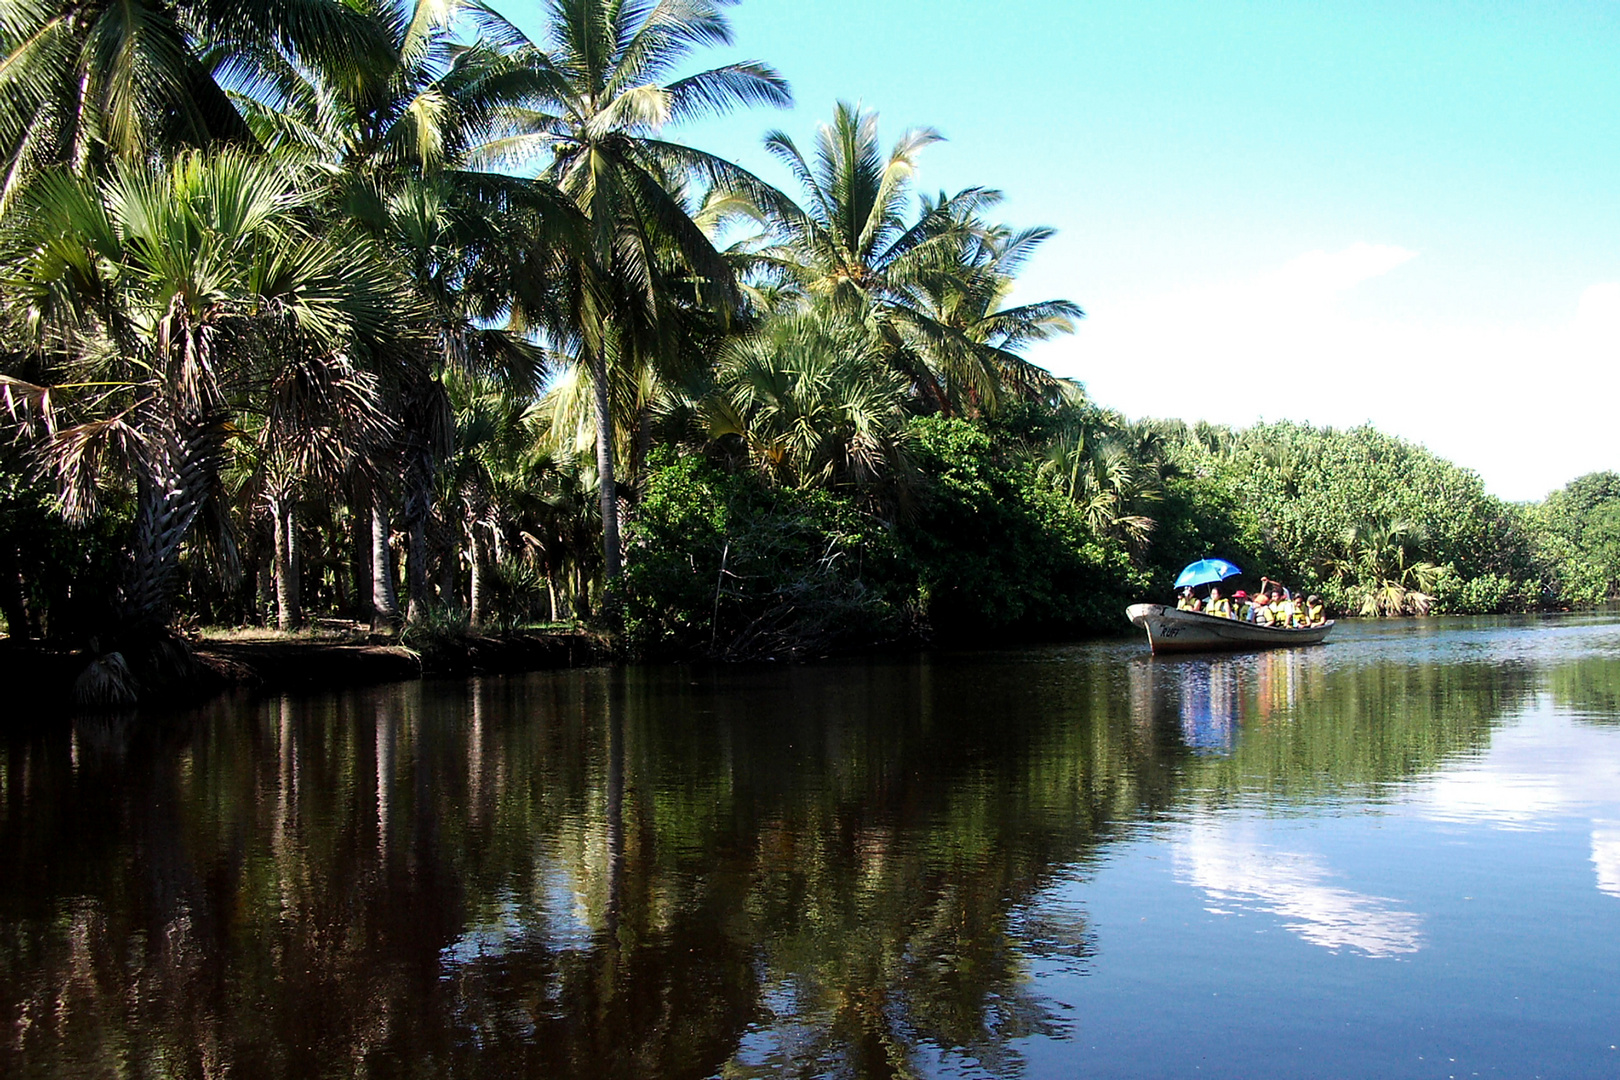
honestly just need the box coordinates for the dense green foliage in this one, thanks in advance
[625,451,908,659]
[1165,422,1544,616]
[0,0,1613,671]
[1532,472,1620,606]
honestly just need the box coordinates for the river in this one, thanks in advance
[3,614,1619,1078]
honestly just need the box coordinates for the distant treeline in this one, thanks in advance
[619,413,1620,658]
[0,0,1613,669]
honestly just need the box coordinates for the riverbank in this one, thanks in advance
[2,624,611,716]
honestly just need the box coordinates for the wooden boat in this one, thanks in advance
[1126,603,1335,655]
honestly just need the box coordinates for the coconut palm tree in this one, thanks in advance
[493,0,791,596]
[0,149,413,636]
[0,0,387,207]
[228,0,572,622]
[899,193,1079,411]
[757,102,1078,415]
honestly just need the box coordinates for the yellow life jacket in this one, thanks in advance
[1177,595,1195,611]
[1307,602,1325,625]
[1209,598,1231,619]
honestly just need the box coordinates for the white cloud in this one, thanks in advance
[1039,245,1620,500]
[1176,820,1423,957]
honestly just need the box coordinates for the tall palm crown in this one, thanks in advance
[900,193,1081,409]
[0,0,386,207]
[231,0,534,181]
[760,103,1079,415]
[503,0,791,586]
[762,101,951,305]
[230,0,565,382]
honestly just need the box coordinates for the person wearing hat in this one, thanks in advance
[1232,590,1252,622]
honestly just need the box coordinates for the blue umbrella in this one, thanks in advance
[1174,558,1243,589]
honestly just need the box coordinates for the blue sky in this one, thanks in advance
[516,0,1620,499]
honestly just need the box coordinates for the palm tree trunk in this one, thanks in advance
[351,497,373,625]
[468,521,489,628]
[272,496,303,632]
[0,542,31,640]
[574,562,591,619]
[256,543,275,626]
[371,497,399,630]
[591,348,623,589]
[405,516,430,623]
[437,528,459,612]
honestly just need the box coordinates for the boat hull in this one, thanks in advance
[1126,603,1334,655]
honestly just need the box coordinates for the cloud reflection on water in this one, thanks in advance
[1404,705,1620,900]
[1591,825,1620,899]
[1176,822,1424,957]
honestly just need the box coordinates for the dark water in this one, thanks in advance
[4,616,1620,1079]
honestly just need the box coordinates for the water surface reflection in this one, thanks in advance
[4,616,1620,1078]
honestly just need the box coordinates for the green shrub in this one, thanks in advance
[624,451,908,659]
[1432,569,1539,615]
[899,417,1149,638]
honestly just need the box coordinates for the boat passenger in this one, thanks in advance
[1232,590,1252,622]
[1271,591,1295,627]
[1252,594,1269,623]
[1177,588,1198,611]
[1306,595,1325,626]
[1207,586,1232,619]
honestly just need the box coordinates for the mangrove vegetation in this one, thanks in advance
[1,0,1615,685]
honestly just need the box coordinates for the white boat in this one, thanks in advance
[1126,603,1335,655]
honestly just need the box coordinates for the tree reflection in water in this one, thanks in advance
[0,640,1545,1079]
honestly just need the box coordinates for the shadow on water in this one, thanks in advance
[0,616,1603,1079]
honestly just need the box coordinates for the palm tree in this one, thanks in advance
[900,193,1079,411]
[757,102,1079,415]
[0,0,387,207]
[1036,404,1166,554]
[228,0,570,623]
[229,351,391,630]
[1330,518,1442,616]
[443,370,536,626]
[707,304,912,491]
[0,149,412,636]
[498,0,791,595]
